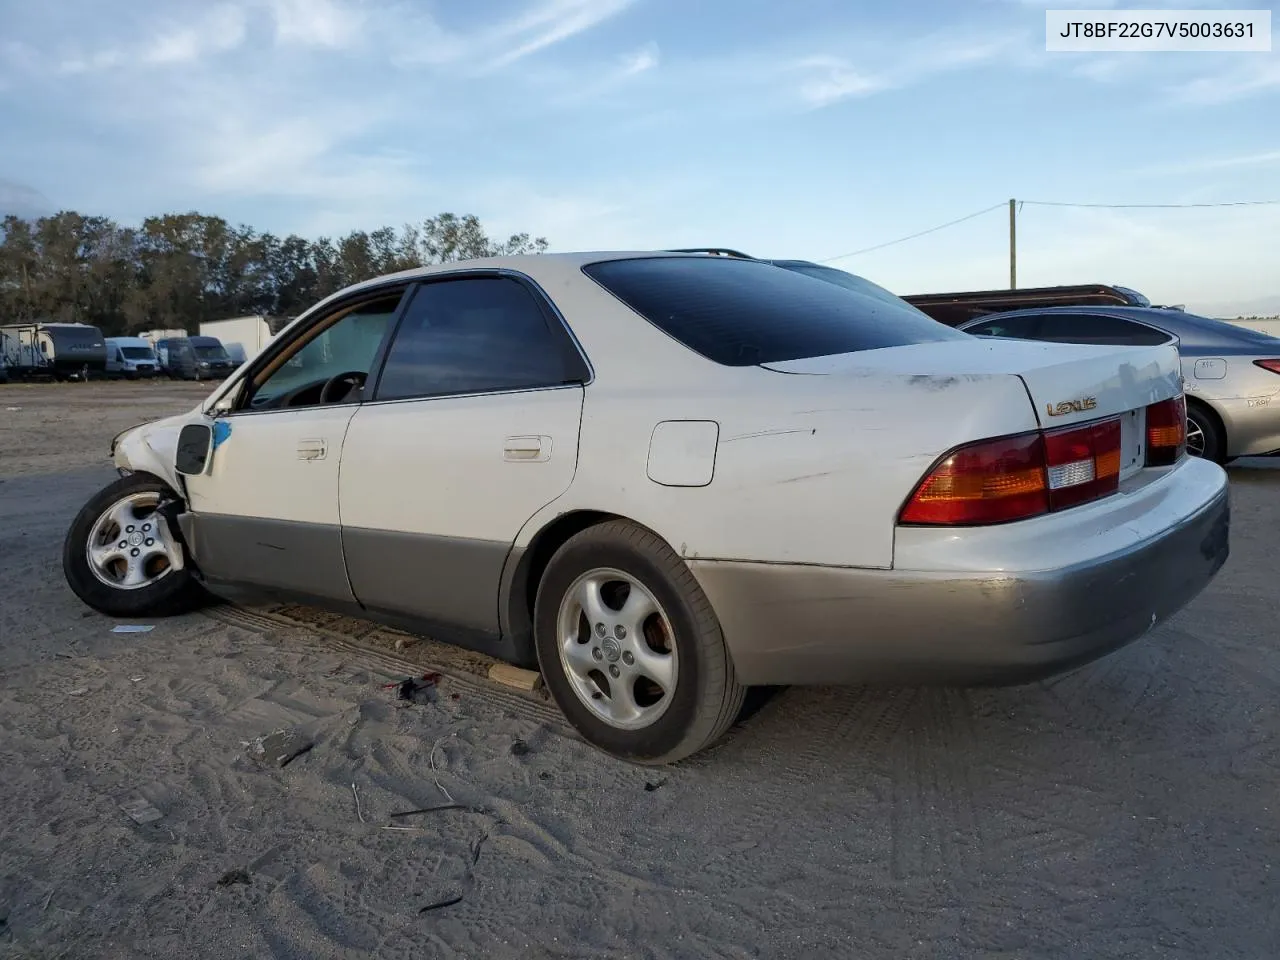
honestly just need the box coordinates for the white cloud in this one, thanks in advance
[1139,148,1280,176]
[266,0,366,49]
[57,3,248,73]
[791,31,1024,109]
[794,55,886,107]
[484,0,637,69]
[620,41,659,77]
[1174,58,1280,104]
[144,4,248,64]
[60,48,125,74]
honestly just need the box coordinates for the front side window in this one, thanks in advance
[374,276,581,402]
[583,255,964,367]
[244,292,403,411]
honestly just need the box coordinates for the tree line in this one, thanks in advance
[0,211,549,336]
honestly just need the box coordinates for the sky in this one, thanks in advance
[1,0,1278,316]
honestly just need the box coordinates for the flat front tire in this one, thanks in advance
[62,472,208,618]
[533,520,745,765]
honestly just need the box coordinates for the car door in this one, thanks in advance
[179,285,409,602]
[339,272,591,642]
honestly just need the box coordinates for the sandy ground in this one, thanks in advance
[1,381,1279,959]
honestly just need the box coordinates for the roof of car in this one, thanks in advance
[334,250,773,300]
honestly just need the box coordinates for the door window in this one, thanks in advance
[242,291,404,411]
[1036,314,1174,346]
[373,276,585,402]
[963,315,1045,339]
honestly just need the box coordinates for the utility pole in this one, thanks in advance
[1008,198,1017,289]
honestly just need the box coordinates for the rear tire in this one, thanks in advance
[63,472,208,618]
[1186,400,1227,464]
[533,520,745,765]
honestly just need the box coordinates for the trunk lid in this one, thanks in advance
[763,338,1183,479]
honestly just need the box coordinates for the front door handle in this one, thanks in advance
[504,435,551,462]
[298,439,327,461]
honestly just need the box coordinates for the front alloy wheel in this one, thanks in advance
[63,472,208,618]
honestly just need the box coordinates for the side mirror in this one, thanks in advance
[176,423,214,476]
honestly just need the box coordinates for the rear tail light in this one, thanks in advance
[898,433,1048,525]
[1254,359,1280,375]
[1043,417,1122,510]
[1145,395,1186,467]
[899,416,1122,526]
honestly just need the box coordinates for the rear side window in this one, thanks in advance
[374,276,584,402]
[583,256,966,366]
[1036,314,1174,346]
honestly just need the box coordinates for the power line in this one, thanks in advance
[818,202,1006,263]
[817,195,1280,265]
[1023,198,1280,209]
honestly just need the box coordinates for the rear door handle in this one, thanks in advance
[504,435,551,462]
[298,439,327,461]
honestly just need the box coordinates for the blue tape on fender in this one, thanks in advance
[212,420,232,450]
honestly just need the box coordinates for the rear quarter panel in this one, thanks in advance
[503,265,1044,569]
[544,371,1041,568]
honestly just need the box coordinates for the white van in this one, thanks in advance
[104,337,160,379]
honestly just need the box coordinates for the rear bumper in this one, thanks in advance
[692,467,1230,686]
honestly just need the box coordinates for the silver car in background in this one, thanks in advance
[958,306,1280,463]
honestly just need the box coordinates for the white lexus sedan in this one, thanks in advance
[63,252,1230,764]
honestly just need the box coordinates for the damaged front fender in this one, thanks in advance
[112,412,206,491]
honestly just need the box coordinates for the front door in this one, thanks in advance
[339,273,590,641]
[180,287,409,601]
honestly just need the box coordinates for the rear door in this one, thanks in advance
[339,273,590,641]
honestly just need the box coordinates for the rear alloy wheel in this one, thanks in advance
[1185,402,1226,464]
[534,520,745,764]
[62,472,208,618]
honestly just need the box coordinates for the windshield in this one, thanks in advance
[193,343,229,360]
[50,327,104,347]
[584,256,964,367]
[121,346,154,360]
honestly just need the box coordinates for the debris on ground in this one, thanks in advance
[487,663,542,691]
[510,739,530,757]
[470,833,488,865]
[419,894,463,914]
[352,782,366,823]
[68,687,89,697]
[111,624,154,634]
[215,869,251,887]
[390,803,466,819]
[394,636,417,653]
[644,778,668,792]
[244,728,314,769]
[120,795,164,824]
[383,673,441,705]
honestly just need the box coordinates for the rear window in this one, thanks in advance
[583,256,966,366]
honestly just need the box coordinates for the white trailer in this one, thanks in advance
[199,316,276,365]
